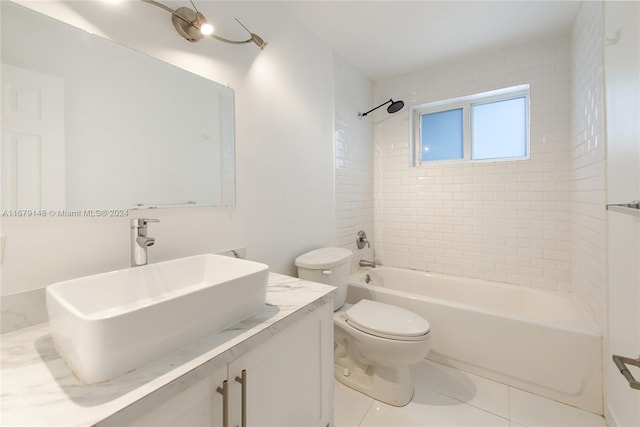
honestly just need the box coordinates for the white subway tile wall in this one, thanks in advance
[334,53,374,257]
[372,34,573,291]
[570,2,606,330]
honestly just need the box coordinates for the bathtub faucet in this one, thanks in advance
[359,259,376,268]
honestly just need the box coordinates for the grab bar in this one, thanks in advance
[612,354,640,390]
[606,200,640,216]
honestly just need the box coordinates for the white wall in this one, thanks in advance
[570,0,608,332]
[603,2,640,425]
[333,53,374,265]
[1,1,336,303]
[372,34,572,290]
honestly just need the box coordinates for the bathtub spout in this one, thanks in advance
[359,259,376,268]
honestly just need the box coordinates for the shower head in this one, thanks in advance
[358,98,405,119]
[387,99,404,114]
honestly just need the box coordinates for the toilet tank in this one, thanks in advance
[295,247,353,311]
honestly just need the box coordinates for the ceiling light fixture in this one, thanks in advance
[358,99,405,119]
[141,0,267,49]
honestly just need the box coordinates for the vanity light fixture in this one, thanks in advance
[141,0,267,49]
[358,98,405,119]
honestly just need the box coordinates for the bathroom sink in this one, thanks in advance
[46,254,269,384]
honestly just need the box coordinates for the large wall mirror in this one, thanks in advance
[1,2,235,211]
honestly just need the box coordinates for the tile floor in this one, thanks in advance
[334,360,608,427]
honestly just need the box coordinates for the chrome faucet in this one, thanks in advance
[356,230,370,249]
[359,259,376,268]
[131,218,159,267]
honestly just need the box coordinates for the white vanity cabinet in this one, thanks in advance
[126,303,334,427]
[124,366,228,426]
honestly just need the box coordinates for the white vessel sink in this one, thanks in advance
[46,254,268,384]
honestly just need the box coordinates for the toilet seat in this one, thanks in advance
[345,300,430,341]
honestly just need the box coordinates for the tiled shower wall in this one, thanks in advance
[570,2,606,330]
[334,53,374,262]
[372,35,573,291]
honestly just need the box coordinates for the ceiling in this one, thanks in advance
[283,1,581,82]
[52,0,581,83]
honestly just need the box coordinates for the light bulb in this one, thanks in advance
[200,22,214,36]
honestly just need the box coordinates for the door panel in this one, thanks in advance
[1,64,65,209]
[229,305,332,427]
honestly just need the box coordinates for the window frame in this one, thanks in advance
[409,84,530,167]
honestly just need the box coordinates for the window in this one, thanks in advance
[410,85,529,165]
[420,108,463,162]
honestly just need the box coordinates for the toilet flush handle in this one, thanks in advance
[322,270,332,276]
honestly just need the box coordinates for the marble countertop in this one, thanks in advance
[0,273,335,426]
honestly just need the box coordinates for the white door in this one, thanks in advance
[228,304,333,427]
[124,365,228,426]
[1,64,65,209]
[604,2,640,426]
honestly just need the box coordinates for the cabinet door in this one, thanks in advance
[126,365,228,427]
[229,304,333,427]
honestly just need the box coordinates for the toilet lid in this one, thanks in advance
[294,247,353,269]
[345,300,430,341]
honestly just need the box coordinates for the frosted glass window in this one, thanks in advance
[410,84,529,166]
[472,97,527,160]
[420,108,463,162]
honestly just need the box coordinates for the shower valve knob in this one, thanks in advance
[356,230,370,249]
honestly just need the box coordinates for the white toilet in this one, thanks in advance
[295,247,431,407]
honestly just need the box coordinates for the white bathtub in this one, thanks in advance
[346,267,603,414]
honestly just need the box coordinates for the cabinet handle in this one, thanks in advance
[216,380,229,427]
[235,370,247,427]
